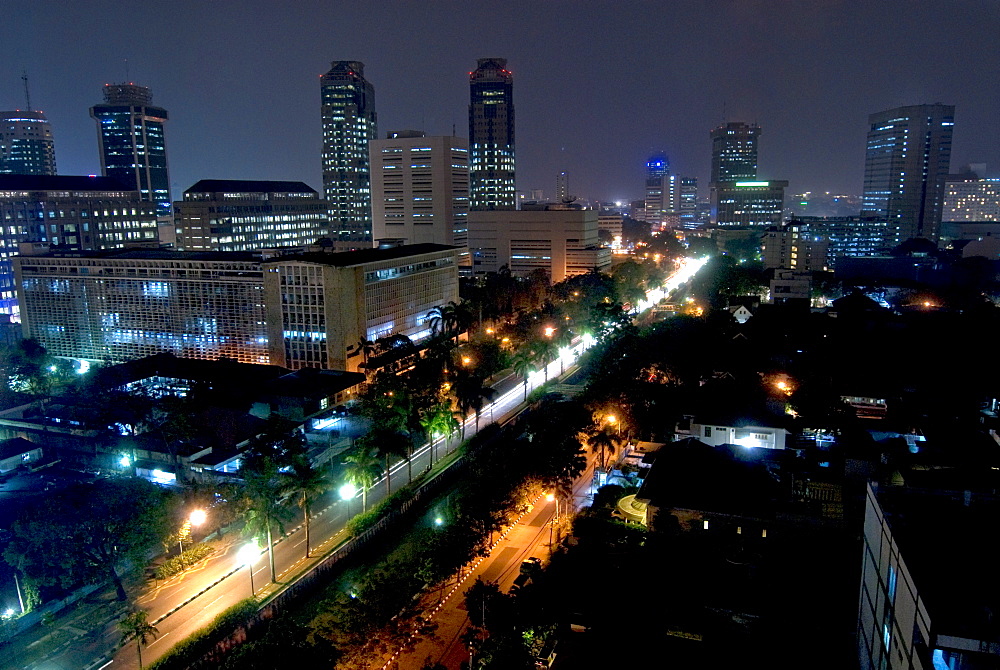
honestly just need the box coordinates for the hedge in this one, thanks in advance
[146,597,259,670]
[154,543,216,581]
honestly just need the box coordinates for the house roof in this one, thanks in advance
[636,439,787,518]
[0,437,38,460]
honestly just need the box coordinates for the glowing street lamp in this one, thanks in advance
[339,482,357,515]
[543,326,555,338]
[237,543,261,596]
[189,509,207,527]
[461,355,472,367]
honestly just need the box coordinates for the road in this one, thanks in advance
[17,257,707,670]
[390,451,599,669]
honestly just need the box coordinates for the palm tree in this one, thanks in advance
[358,428,410,496]
[343,446,382,512]
[533,337,558,383]
[420,402,460,464]
[426,306,445,338]
[587,426,623,471]
[452,373,497,433]
[511,349,535,401]
[280,457,329,558]
[119,610,158,670]
[554,327,575,375]
[242,462,294,583]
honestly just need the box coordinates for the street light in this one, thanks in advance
[545,493,560,548]
[237,543,261,597]
[544,326,555,338]
[339,483,357,516]
[189,509,207,527]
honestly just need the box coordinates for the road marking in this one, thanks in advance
[146,631,172,648]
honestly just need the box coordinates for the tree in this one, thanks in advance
[280,456,330,558]
[242,460,294,583]
[357,427,410,495]
[532,337,558,383]
[420,401,459,464]
[452,372,497,434]
[587,425,624,471]
[343,446,382,512]
[511,349,535,400]
[119,610,159,670]
[4,478,170,601]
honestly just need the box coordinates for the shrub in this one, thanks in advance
[154,543,216,581]
[147,598,259,670]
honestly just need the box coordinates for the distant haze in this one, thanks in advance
[3,0,997,203]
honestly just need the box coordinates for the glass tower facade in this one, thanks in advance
[469,58,515,211]
[90,83,171,218]
[710,122,760,182]
[862,104,954,244]
[320,61,377,248]
[0,111,56,176]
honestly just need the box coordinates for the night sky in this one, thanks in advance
[3,0,997,203]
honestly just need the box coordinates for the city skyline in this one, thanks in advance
[2,1,997,204]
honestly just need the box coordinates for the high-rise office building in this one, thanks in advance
[644,154,669,228]
[90,83,170,218]
[469,58,515,211]
[0,111,56,175]
[320,61,377,250]
[943,178,1000,222]
[713,180,788,228]
[173,180,329,252]
[556,172,569,202]
[369,132,469,262]
[678,177,698,226]
[862,104,954,244]
[0,174,158,316]
[710,122,760,182]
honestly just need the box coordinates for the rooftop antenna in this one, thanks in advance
[722,100,727,124]
[452,122,456,137]
[125,58,130,83]
[21,70,32,111]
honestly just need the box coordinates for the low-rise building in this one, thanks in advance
[14,248,268,365]
[467,204,611,281]
[761,224,829,271]
[264,243,459,372]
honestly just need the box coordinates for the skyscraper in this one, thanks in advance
[90,83,170,217]
[320,60,377,249]
[0,111,56,175]
[369,131,469,259]
[862,104,955,244]
[644,153,669,228]
[469,58,515,211]
[556,171,569,202]
[710,122,760,182]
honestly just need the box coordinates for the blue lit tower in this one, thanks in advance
[321,61,377,248]
[90,83,171,217]
[469,58,515,211]
[862,104,954,244]
[644,153,669,227]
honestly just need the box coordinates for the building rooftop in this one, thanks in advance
[183,179,318,195]
[265,243,457,267]
[637,439,788,519]
[261,368,366,399]
[21,248,264,263]
[876,482,1000,644]
[0,174,133,192]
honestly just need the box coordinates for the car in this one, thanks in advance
[520,556,542,575]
